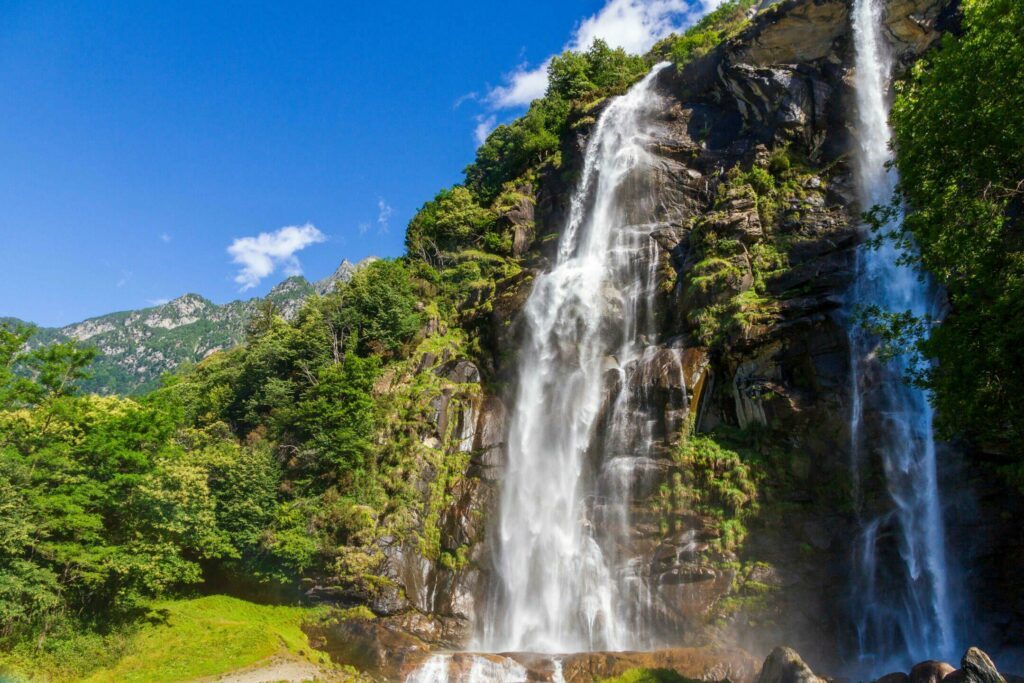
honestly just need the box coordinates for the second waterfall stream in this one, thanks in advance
[847,0,962,673]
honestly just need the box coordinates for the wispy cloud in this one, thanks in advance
[485,0,725,110]
[453,92,479,109]
[474,114,499,145]
[116,270,132,288]
[228,223,326,291]
[377,199,393,234]
[148,297,170,306]
[159,232,172,243]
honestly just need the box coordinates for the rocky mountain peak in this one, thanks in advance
[17,258,367,394]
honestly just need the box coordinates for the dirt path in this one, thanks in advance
[205,653,333,683]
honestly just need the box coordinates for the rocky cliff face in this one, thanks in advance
[323,0,962,676]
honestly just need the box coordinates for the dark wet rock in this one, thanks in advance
[435,358,481,384]
[877,672,911,683]
[911,660,957,683]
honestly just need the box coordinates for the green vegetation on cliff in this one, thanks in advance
[650,0,758,68]
[465,39,649,205]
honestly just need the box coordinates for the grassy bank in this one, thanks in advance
[0,595,330,682]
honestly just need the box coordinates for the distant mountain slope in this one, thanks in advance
[8,258,367,395]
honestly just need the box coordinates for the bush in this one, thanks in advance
[333,259,423,358]
[406,186,497,261]
[649,0,758,67]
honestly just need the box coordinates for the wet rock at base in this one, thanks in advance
[910,660,956,683]
[539,646,760,683]
[756,646,826,683]
[877,673,911,683]
[954,647,1007,683]
[305,616,429,680]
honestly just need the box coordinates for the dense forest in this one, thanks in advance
[1,0,1022,680]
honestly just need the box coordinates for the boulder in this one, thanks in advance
[558,646,760,683]
[877,673,910,683]
[911,661,956,683]
[958,647,1006,683]
[305,617,429,680]
[434,358,480,385]
[756,646,825,683]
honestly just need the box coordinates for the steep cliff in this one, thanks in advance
[315,0,961,676]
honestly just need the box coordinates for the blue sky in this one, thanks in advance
[0,0,718,327]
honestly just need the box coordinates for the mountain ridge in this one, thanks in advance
[5,257,372,394]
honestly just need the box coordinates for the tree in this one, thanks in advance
[329,259,422,358]
[406,186,497,260]
[880,0,1024,452]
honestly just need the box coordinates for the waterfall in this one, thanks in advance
[479,63,674,654]
[406,654,533,683]
[847,0,959,671]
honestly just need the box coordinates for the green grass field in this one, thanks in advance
[601,670,698,683]
[0,595,330,683]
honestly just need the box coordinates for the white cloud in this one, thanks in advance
[148,297,170,306]
[453,92,479,109]
[485,0,726,110]
[487,61,553,109]
[228,223,326,291]
[358,222,371,235]
[116,270,132,288]
[377,199,393,234]
[159,232,172,243]
[474,114,498,145]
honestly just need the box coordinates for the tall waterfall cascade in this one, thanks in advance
[404,63,683,683]
[480,62,676,654]
[847,0,960,671]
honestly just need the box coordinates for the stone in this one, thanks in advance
[305,617,429,681]
[959,647,1006,683]
[911,661,956,683]
[884,0,951,58]
[877,673,910,683]
[494,184,537,257]
[733,0,849,67]
[756,646,825,683]
[434,358,480,384]
[557,646,760,683]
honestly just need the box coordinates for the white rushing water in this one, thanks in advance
[479,63,674,654]
[848,0,958,670]
[406,655,530,683]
